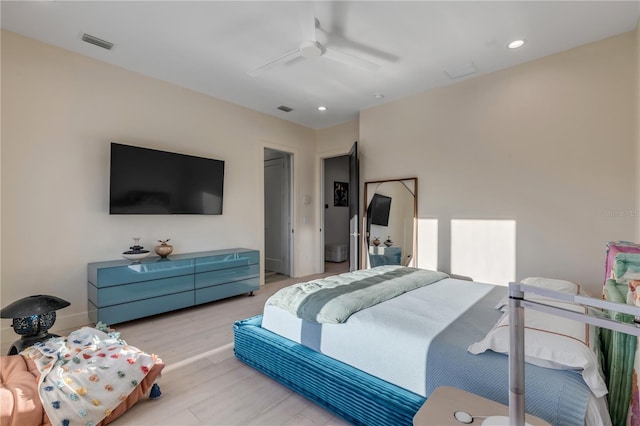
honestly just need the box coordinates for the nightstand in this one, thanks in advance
[413,386,549,425]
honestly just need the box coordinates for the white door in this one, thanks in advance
[264,151,291,275]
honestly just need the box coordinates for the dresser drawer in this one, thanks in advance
[195,264,259,289]
[90,259,194,287]
[88,275,194,307]
[195,251,259,273]
[195,277,259,305]
[92,291,194,325]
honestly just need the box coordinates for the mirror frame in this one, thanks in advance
[361,177,418,269]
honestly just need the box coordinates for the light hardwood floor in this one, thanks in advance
[42,264,350,426]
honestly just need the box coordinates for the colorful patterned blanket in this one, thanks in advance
[21,327,157,426]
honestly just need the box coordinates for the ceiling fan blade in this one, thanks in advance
[323,48,380,72]
[296,2,317,42]
[247,48,301,77]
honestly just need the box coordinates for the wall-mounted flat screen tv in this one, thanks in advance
[109,143,224,215]
[369,193,392,226]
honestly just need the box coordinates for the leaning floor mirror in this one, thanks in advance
[362,178,417,269]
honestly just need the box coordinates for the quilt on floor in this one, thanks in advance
[21,327,157,426]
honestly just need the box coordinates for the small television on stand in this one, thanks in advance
[109,142,225,215]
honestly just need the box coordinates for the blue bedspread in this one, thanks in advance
[426,286,590,426]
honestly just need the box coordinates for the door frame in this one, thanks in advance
[261,142,296,280]
[317,148,354,273]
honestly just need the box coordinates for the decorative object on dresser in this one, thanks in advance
[122,237,150,261]
[88,248,259,325]
[154,239,173,258]
[0,294,70,355]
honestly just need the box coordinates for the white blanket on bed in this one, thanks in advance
[263,277,494,396]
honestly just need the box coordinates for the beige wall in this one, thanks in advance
[0,30,320,342]
[316,120,359,157]
[360,32,638,295]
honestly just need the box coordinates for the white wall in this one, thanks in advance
[0,31,319,343]
[360,32,638,295]
[316,120,359,158]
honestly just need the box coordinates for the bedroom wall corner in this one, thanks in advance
[359,31,636,296]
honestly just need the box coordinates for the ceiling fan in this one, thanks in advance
[247,3,380,77]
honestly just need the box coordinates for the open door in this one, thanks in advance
[348,142,360,271]
[264,149,291,277]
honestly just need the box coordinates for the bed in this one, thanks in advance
[234,265,614,426]
[1,326,164,426]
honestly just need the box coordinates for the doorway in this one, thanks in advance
[264,148,292,282]
[323,155,351,274]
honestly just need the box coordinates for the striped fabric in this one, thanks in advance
[234,315,425,426]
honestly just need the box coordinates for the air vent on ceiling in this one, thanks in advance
[81,33,114,50]
[444,63,477,79]
[277,105,293,112]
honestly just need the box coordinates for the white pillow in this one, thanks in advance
[468,305,607,398]
[494,277,581,310]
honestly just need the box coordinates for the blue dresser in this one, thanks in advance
[88,248,259,325]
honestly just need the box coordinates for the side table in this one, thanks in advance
[413,386,548,425]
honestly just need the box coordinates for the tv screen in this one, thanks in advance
[369,194,392,226]
[109,143,224,215]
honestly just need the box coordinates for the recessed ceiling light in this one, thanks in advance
[508,39,525,49]
[317,106,327,111]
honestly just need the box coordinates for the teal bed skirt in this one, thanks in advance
[233,315,425,426]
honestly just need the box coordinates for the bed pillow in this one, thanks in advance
[468,304,607,398]
[494,277,581,310]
